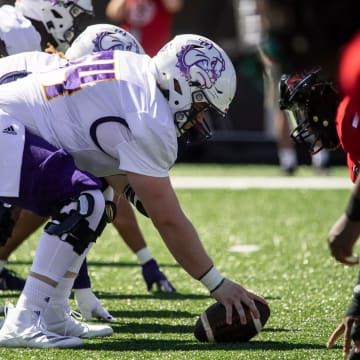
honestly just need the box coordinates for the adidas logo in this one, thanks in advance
[2,126,17,135]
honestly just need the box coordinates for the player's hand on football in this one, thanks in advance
[328,214,360,266]
[326,315,360,358]
[142,259,176,293]
[210,278,268,325]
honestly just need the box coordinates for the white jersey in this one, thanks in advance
[0,50,177,177]
[0,51,66,80]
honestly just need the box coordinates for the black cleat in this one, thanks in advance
[0,268,25,290]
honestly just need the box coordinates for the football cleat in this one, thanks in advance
[0,268,26,290]
[0,303,83,348]
[44,302,113,338]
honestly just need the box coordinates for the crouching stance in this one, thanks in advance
[0,129,114,348]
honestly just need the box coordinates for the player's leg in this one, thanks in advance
[0,204,115,321]
[113,195,175,292]
[0,207,46,290]
[72,185,115,322]
[41,189,114,338]
[311,150,331,175]
[276,109,298,175]
[0,131,112,348]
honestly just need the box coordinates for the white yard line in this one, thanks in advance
[170,176,353,189]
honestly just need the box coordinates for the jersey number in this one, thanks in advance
[43,51,117,101]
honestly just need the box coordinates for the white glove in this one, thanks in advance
[74,288,116,323]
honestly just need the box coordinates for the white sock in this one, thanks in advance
[17,276,56,312]
[136,247,153,265]
[50,277,75,306]
[0,259,7,272]
[312,150,329,168]
[30,232,80,283]
[278,148,297,169]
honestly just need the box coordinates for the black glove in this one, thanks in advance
[122,184,148,217]
[0,202,14,246]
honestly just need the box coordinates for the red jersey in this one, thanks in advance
[338,31,360,182]
[122,0,173,56]
[336,96,359,182]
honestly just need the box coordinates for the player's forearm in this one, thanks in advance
[345,176,360,222]
[156,218,213,280]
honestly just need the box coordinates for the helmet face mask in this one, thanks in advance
[46,1,95,49]
[284,106,323,154]
[175,91,217,144]
[279,69,340,154]
[151,34,237,144]
[17,0,95,51]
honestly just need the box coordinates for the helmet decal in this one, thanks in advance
[92,31,140,53]
[175,40,225,90]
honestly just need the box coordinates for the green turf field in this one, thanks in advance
[0,165,356,359]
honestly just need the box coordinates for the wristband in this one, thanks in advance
[136,247,153,265]
[345,195,360,221]
[198,266,224,293]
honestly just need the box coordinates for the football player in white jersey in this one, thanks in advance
[0,34,267,348]
[0,23,148,343]
[0,0,176,322]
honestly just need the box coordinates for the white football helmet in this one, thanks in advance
[65,24,145,60]
[0,5,41,56]
[151,34,237,142]
[16,0,94,51]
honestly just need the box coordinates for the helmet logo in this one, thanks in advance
[176,40,225,89]
[92,31,140,53]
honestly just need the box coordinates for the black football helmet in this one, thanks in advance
[279,69,340,154]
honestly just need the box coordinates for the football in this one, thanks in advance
[193,300,270,342]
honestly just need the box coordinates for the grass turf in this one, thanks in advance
[0,165,356,359]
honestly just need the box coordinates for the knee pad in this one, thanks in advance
[45,191,115,255]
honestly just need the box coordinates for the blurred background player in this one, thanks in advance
[258,45,331,175]
[259,0,360,357]
[105,0,184,56]
[242,0,330,176]
[0,0,175,321]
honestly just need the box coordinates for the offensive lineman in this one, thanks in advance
[0,34,267,348]
[0,0,175,323]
